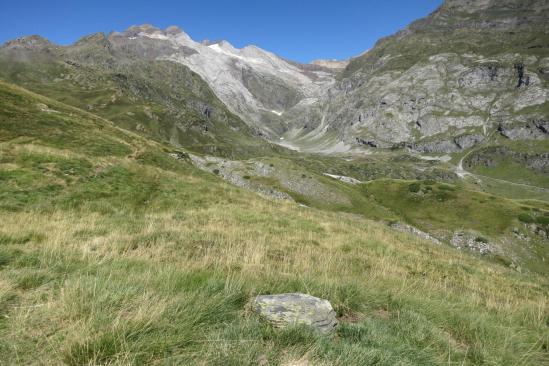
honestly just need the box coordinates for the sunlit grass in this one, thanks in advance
[0,80,547,365]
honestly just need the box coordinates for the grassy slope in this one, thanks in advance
[0,81,548,365]
[464,139,549,189]
[208,152,548,274]
[363,179,549,274]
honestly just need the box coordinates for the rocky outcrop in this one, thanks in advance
[252,293,338,334]
[498,120,549,140]
[188,154,352,204]
[465,146,549,173]
[389,222,442,245]
[451,231,492,254]
[405,133,486,153]
[323,173,362,185]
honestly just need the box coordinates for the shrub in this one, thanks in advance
[475,236,488,243]
[438,184,455,191]
[212,169,220,175]
[535,216,549,226]
[435,191,456,202]
[518,213,534,224]
[408,183,421,193]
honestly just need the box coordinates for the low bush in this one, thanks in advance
[518,213,535,224]
[408,183,421,193]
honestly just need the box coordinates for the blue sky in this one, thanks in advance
[0,0,443,63]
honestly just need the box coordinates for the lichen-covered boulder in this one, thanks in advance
[251,293,338,334]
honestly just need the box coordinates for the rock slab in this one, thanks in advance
[252,293,338,334]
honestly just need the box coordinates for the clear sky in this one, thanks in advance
[0,0,443,63]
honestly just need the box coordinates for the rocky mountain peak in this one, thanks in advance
[165,25,183,35]
[74,32,109,47]
[111,24,180,39]
[2,35,52,49]
[126,24,161,35]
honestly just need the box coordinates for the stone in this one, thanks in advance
[389,221,442,245]
[451,231,492,254]
[251,293,338,334]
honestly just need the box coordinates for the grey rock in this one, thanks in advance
[451,231,492,254]
[323,173,362,185]
[389,222,442,245]
[498,120,549,140]
[252,293,338,334]
[465,146,549,173]
[188,154,293,201]
[408,140,461,154]
[454,133,485,150]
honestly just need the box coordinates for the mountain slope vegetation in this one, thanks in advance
[0,80,548,365]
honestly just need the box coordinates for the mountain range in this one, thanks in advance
[2,0,548,157]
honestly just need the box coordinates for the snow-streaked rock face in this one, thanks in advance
[111,25,338,137]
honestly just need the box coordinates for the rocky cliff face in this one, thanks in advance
[105,25,338,137]
[282,0,549,153]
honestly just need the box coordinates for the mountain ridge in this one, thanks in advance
[280,0,549,153]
